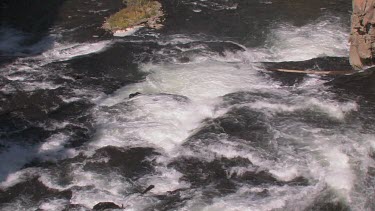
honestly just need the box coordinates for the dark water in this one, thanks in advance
[1,0,375,210]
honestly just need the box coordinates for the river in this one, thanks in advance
[1,0,375,210]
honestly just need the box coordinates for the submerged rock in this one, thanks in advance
[63,204,90,211]
[0,177,72,206]
[83,146,159,179]
[129,92,142,99]
[93,202,121,210]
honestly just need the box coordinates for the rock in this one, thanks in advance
[178,57,190,63]
[129,92,142,99]
[93,202,121,210]
[63,204,90,211]
[0,177,72,205]
[83,146,159,179]
[350,0,375,69]
[103,0,164,35]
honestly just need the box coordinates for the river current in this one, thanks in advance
[1,0,375,210]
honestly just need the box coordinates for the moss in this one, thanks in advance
[104,0,163,31]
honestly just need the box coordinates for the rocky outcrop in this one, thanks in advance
[93,202,121,210]
[103,0,164,36]
[350,0,375,69]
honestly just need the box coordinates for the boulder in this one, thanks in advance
[350,0,375,69]
[129,92,142,99]
[93,202,121,210]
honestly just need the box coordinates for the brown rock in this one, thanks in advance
[350,0,375,69]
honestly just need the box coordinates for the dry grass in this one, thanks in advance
[106,0,161,30]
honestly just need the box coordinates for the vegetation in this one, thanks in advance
[104,0,163,31]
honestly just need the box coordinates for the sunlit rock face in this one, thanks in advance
[350,0,375,69]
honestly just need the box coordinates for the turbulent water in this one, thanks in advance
[1,0,375,210]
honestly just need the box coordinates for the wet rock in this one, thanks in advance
[368,166,375,176]
[62,204,90,211]
[24,153,87,188]
[286,176,310,186]
[93,202,121,210]
[192,107,272,147]
[205,41,246,55]
[256,189,270,198]
[262,57,355,86]
[168,157,237,194]
[83,146,160,179]
[59,42,149,94]
[129,92,142,99]
[222,91,279,106]
[306,191,350,211]
[219,110,270,142]
[327,66,375,97]
[0,177,72,205]
[152,188,191,210]
[0,88,64,121]
[232,170,281,185]
[178,56,190,63]
[311,202,350,211]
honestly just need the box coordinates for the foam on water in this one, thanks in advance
[76,17,368,210]
[247,97,358,120]
[265,18,349,61]
[91,94,216,154]
[38,133,78,161]
[99,61,275,106]
[2,11,373,211]
[0,168,39,189]
[1,38,112,94]
[113,26,144,37]
[322,148,354,197]
[38,40,112,62]
[38,199,69,211]
[0,35,109,192]
[186,185,321,211]
[0,133,77,186]
[68,171,132,208]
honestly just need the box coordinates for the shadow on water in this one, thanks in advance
[328,67,375,98]
[0,0,128,185]
[1,0,64,38]
[0,0,124,65]
[161,0,351,46]
[0,0,65,63]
